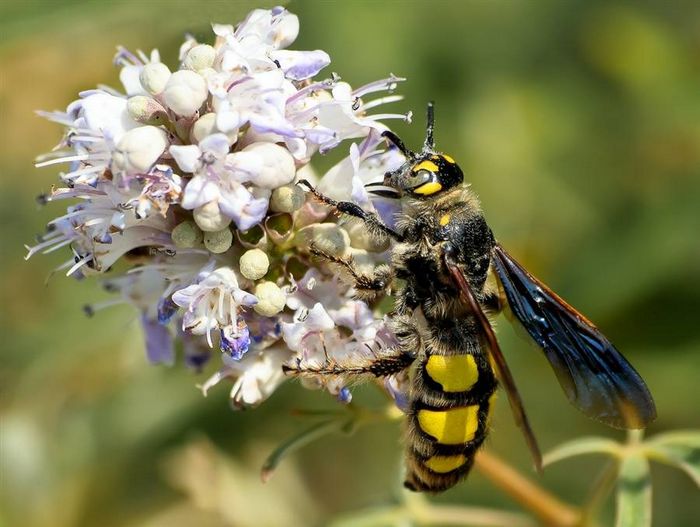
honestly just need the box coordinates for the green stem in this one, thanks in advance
[579,460,619,527]
[260,417,349,483]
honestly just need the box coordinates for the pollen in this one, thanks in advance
[417,405,480,444]
[439,214,451,227]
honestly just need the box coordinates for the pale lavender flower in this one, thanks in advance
[171,266,257,348]
[28,6,409,413]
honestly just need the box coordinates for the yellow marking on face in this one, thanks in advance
[439,213,451,226]
[425,354,478,392]
[413,181,443,195]
[417,405,480,444]
[442,154,456,164]
[424,454,467,474]
[414,160,439,173]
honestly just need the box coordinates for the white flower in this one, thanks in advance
[200,345,291,408]
[172,133,271,231]
[30,5,412,412]
[35,91,138,186]
[171,266,257,347]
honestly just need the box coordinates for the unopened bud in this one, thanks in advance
[183,44,216,71]
[139,62,171,95]
[240,142,296,189]
[126,96,168,125]
[191,112,238,145]
[112,126,168,175]
[171,220,203,248]
[193,201,231,232]
[270,184,305,213]
[344,220,390,253]
[297,223,350,257]
[239,249,270,280]
[253,281,286,316]
[203,227,233,254]
[162,70,208,117]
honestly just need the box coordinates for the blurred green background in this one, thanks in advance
[1,1,699,526]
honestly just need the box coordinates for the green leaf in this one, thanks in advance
[645,430,700,487]
[615,453,652,527]
[543,436,620,466]
[260,417,348,483]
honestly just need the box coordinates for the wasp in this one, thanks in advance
[288,103,656,492]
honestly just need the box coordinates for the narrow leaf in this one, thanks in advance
[543,436,620,466]
[261,417,347,483]
[615,453,652,527]
[645,430,700,487]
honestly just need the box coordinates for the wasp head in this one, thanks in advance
[367,102,464,199]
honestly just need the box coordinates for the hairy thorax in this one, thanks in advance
[391,186,495,321]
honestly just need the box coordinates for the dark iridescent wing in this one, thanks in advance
[445,256,543,472]
[492,244,656,429]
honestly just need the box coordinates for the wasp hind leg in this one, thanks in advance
[282,345,414,384]
[309,244,394,301]
[298,179,403,242]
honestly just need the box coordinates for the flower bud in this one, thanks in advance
[126,96,168,125]
[139,62,171,95]
[296,223,350,257]
[240,142,296,189]
[253,281,286,316]
[203,227,233,254]
[270,184,305,213]
[239,248,270,280]
[183,44,216,71]
[112,126,168,175]
[344,220,390,253]
[162,70,208,117]
[171,220,203,248]
[193,201,231,232]
[191,112,238,145]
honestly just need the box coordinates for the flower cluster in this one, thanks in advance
[28,7,410,408]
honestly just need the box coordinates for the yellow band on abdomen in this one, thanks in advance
[425,354,478,392]
[417,405,480,445]
[424,454,467,473]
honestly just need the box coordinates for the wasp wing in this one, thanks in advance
[492,244,656,429]
[445,255,543,472]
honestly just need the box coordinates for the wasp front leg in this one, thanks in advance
[298,179,404,242]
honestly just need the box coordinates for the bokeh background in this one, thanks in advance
[1,1,699,526]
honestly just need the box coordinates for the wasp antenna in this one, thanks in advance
[381,130,413,158]
[424,101,435,150]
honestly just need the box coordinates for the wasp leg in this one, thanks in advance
[309,243,393,301]
[283,346,414,382]
[298,179,404,242]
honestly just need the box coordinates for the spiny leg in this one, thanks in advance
[298,179,404,242]
[309,243,393,301]
[283,346,414,383]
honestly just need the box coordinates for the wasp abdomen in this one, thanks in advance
[404,337,497,492]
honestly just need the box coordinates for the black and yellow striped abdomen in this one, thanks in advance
[404,321,498,492]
